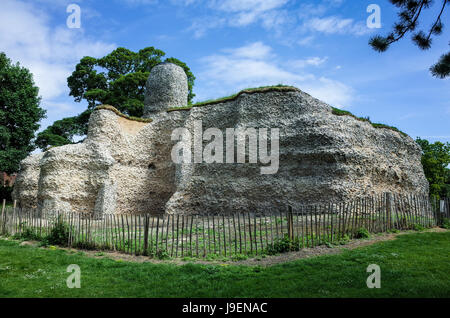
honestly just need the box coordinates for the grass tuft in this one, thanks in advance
[331,107,408,136]
[167,85,298,112]
[94,105,153,123]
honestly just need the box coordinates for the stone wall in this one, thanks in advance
[12,63,429,216]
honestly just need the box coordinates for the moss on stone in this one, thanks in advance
[167,85,299,112]
[331,107,407,137]
[94,105,153,123]
[95,89,407,137]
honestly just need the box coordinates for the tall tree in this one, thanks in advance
[36,47,195,150]
[0,52,46,174]
[416,138,450,198]
[370,0,449,78]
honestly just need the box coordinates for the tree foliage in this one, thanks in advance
[35,110,91,150]
[416,138,450,198]
[36,47,195,150]
[369,0,449,78]
[0,52,46,173]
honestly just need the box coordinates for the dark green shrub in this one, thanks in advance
[156,249,170,260]
[441,218,450,229]
[266,235,300,255]
[413,223,425,231]
[43,215,70,246]
[13,225,40,241]
[339,234,351,245]
[149,249,170,260]
[354,228,370,239]
[231,254,248,261]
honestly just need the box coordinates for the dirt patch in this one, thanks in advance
[42,228,446,267]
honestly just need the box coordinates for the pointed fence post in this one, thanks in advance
[143,214,149,256]
[287,205,294,241]
[1,199,5,235]
[386,193,392,231]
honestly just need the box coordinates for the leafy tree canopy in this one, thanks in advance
[416,137,450,198]
[0,52,46,173]
[370,0,449,78]
[36,47,195,150]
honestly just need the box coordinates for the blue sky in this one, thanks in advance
[1,0,449,141]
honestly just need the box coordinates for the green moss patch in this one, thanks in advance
[95,89,406,137]
[94,105,153,123]
[167,85,407,137]
[331,107,408,137]
[167,85,299,112]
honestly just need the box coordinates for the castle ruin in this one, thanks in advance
[12,63,429,216]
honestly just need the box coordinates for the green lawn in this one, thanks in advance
[0,231,449,298]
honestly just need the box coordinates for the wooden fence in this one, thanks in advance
[0,194,447,259]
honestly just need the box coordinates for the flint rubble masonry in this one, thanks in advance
[13,63,429,215]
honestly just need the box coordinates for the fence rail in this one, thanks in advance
[0,194,448,259]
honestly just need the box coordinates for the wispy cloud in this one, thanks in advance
[300,16,371,35]
[187,0,291,38]
[183,0,372,43]
[0,0,115,122]
[196,42,354,108]
[289,57,329,69]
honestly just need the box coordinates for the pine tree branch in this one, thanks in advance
[427,0,448,40]
[388,0,427,44]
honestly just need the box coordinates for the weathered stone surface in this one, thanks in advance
[164,90,428,214]
[13,65,428,215]
[143,62,188,118]
[93,179,117,218]
[12,153,44,209]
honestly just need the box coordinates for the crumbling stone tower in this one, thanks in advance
[143,62,188,117]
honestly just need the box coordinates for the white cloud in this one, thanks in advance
[297,36,315,46]
[290,57,328,68]
[302,77,354,108]
[223,41,273,60]
[187,0,291,37]
[188,17,226,39]
[301,16,371,36]
[185,0,371,42]
[0,0,115,122]
[214,0,288,12]
[118,0,159,5]
[196,42,354,108]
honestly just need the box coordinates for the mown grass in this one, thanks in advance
[0,230,449,298]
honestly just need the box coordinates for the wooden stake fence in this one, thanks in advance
[0,194,446,259]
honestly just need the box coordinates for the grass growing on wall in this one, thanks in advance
[331,107,408,137]
[166,85,298,112]
[0,230,449,297]
[94,105,153,123]
[166,85,408,137]
[92,86,408,137]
